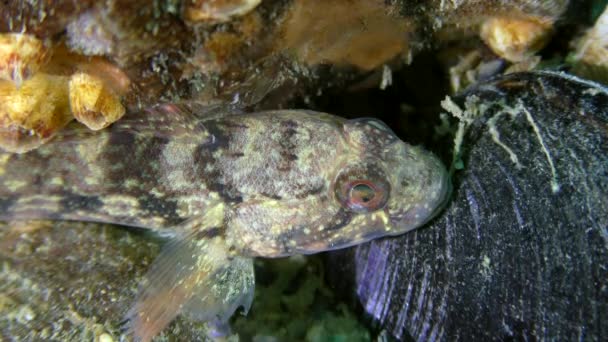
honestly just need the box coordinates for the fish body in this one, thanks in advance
[0,105,346,235]
[0,103,450,340]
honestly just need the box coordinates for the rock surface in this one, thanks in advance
[327,71,608,341]
[0,221,369,341]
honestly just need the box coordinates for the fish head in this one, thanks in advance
[307,117,451,251]
[230,114,450,256]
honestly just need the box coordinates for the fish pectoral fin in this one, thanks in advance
[124,219,254,342]
[181,255,254,330]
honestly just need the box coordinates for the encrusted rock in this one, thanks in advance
[480,16,554,62]
[0,0,576,111]
[66,10,115,56]
[326,71,608,341]
[570,5,608,84]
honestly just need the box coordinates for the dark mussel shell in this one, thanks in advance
[326,71,608,341]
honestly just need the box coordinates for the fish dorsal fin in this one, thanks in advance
[181,255,254,324]
[124,205,255,342]
[142,101,244,130]
[46,101,244,146]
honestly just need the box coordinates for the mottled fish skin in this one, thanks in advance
[0,103,450,341]
[223,116,451,257]
[0,106,348,232]
[0,103,222,229]
[0,106,449,254]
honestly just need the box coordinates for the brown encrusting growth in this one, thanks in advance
[0,73,71,153]
[276,0,414,70]
[69,73,126,130]
[0,1,571,152]
[0,33,130,152]
[0,33,49,87]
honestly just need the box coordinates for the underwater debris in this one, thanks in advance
[183,0,263,23]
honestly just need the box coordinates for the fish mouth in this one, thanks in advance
[427,171,452,223]
[419,153,453,226]
[388,167,453,231]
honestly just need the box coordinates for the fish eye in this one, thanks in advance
[336,178,389,213]
[334,163,390,213]
[351,182,375,203]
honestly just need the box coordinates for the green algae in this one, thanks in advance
[232,255,370,341]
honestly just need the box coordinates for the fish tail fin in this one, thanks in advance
[124,219,254,341]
